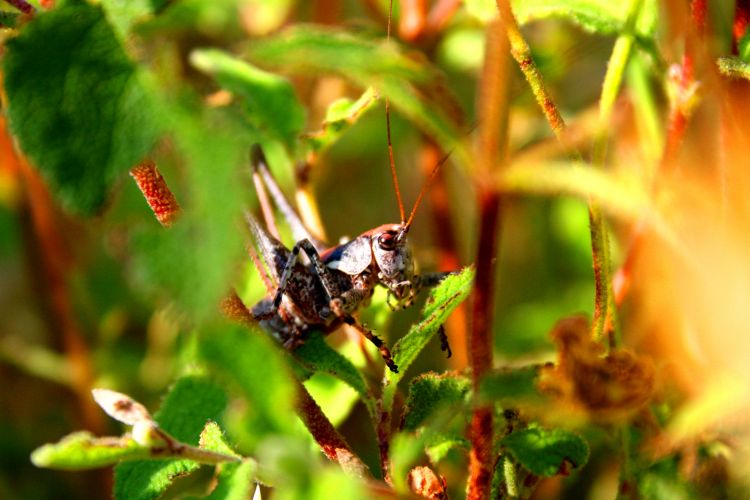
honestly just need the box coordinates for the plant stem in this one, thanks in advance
[591,0,642,344]
[467,17,510,500]
[495,0,614,344]
[295,379,371,478]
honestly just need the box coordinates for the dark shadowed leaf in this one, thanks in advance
[3,2,163,213]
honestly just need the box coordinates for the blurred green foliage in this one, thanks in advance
[1,0,747,498]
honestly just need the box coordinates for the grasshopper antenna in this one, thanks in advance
[400,150,452,239]
[385,0,406,224]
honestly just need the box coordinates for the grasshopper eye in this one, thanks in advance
[377,231,397,251]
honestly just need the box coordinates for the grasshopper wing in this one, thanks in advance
[323,236,372,275]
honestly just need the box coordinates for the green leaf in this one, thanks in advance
[3,2,163,213]
[304,88,379,153]
[200,422,258,500]
[294,332,376,420]
[247,26,468,166]
[402,372,471,432]
[501,426,589,477]
[31,432,149,470]
[130,102,249,323]
[114,375,227,500]
[100,0,153,38]
[191,48,306,151]
[0,10,20,28]
[199,322,297,447]
[383,267,474,409]
[465,0,657,40]
[478,366,545,406]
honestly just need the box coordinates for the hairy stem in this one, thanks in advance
[495,0,614,344]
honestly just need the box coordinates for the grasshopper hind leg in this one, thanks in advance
[342,315,398,373]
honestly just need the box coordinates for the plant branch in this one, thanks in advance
[467,17,510,500]
[295,379,371,478]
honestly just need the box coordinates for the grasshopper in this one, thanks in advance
[247,144,452,373]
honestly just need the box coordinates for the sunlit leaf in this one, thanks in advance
[501,426,589,477]
[100,0,153,38]
[114,376,227,500]
[200,422,259,500]
[130,102,249,323]
[383,267,474,409]
[304,88,379,153]
[3,2,163,213]
[294,332,376,420]
[191,48,306,151]
[31,433,148,470]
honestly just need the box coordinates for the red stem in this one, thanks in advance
[296,379,371,477]
[467,18,510,499]
[4,0,34,14]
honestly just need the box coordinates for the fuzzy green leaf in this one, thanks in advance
[402,372,471,432]
[383,267,474,408]
[199,323,297,446]
[191,48,306,151]
[100,0,153,38]
[200,422,258,500]
[3,2,163,214]
[114,376,227,500]
[501,426,589,477]
[31,433,148,470]
[478,366,545,406]
[294,332,376,420]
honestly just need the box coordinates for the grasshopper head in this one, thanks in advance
[371,223,417,307]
